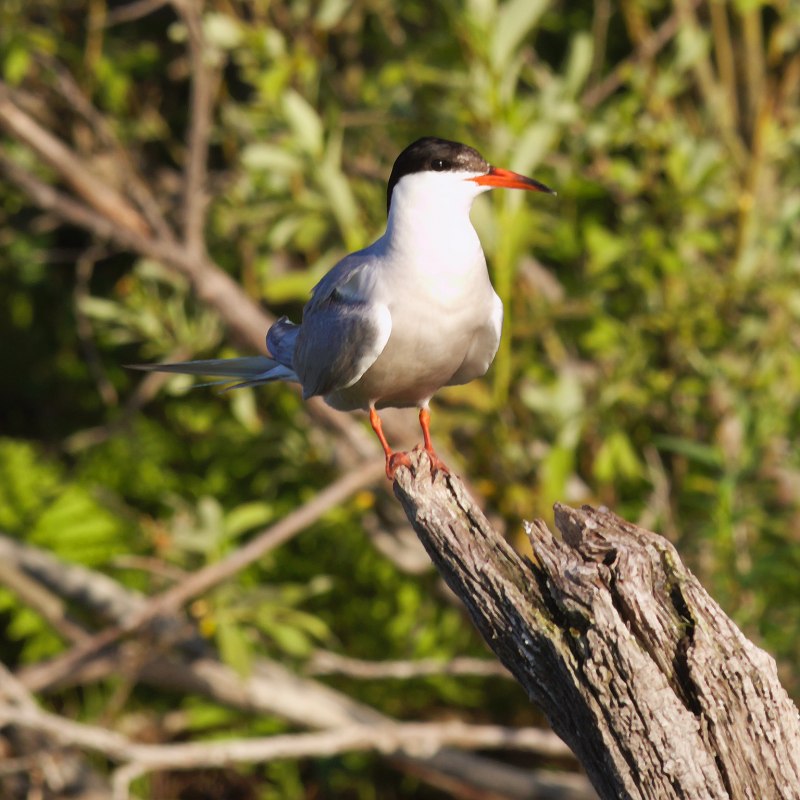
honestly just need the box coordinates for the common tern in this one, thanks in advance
[131,137,554,478]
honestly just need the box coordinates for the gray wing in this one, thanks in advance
[293,252,392,399]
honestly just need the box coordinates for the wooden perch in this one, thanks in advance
[393,451,800,800]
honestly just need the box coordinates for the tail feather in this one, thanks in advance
[127,356,300,389]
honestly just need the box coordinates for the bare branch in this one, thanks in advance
[0,560,90,646]
[171,0,214,257]
[307,651,511,680]
[105,0,170,27]
[0,694,570,800]
[44,64,175,240]
[0,83,149,236]
[0,534,149,627]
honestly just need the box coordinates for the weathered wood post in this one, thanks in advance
[393,451,800,800]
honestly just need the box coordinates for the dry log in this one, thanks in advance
[393,451,800,800]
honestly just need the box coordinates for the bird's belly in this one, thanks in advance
[358,338,462,408]
[326,291,496,411]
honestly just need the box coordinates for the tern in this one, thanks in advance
[131,137,554,478]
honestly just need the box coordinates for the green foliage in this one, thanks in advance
[0,439,132,660]
[2,0,800,795]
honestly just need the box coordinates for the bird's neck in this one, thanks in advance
[381,188,483,274]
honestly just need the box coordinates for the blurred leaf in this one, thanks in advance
[316,0,350,29]
[216,618,253,677]
[241,143,303,174]
[563,32,593,98]
[203,12,243,50]
[594,431,644,483]
[3,43,30,84]
[655,436,723,468]
[282,89,324,156]
[224,501,273,540]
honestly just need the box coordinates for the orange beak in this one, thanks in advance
[470,166,554,194]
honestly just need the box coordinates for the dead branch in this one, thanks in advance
[104,0,170,27]
[307,651,511,680]
[0,690,567,800]
[392,451,800,800]
[0,84,149,236]
[2,657,575,799]
[171,0,214,257]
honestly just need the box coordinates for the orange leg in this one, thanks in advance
[418,407,450,476]
[369,406,412,480]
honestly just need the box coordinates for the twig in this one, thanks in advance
[0,82,149,235]
[581,1,694,110]
[307,651,511,680]
[73,245,119,407]
[171,0,213,258]
[0,662,38,710]
[104,0,170,27]
[44,62,175,240]
[20,457,386,692]
[0,560,90,645]
[0,696,568,800]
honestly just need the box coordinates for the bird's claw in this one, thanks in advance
[424,448,450,481]
[386,451,413,480]
[385,448,449,481]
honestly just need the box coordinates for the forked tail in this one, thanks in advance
[127,355,299,389]
[128,317,302,390]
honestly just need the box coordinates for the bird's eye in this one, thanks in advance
[431,159,449,171]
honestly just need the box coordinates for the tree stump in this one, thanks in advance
[393,451,800,800]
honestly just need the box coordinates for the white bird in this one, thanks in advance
[131,137,554,479]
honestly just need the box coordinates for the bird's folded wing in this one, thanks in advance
[294,256,391,399]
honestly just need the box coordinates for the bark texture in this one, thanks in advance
[393,451,800,800]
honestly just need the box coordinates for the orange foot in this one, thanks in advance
[417,407,450,479]
[386,450,413,480]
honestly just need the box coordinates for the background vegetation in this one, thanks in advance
[1,0,799,797]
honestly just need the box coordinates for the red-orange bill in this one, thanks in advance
[470,166,555,194]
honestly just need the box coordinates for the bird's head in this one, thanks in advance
[386,136,554,216]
